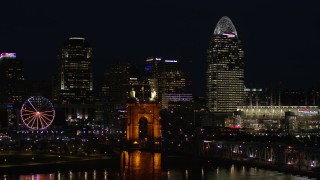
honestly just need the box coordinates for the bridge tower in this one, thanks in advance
[126,102,161,142]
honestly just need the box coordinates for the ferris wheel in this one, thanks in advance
[20,96,55,130]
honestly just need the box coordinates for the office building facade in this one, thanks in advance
[55,37,93,104]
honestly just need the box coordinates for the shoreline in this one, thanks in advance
[0,155,119,175]
[163,154,320,179]
[207,157,320,179]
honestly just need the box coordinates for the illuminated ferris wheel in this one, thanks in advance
[20,96,55,130]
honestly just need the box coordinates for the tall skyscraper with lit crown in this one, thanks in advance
[206,16,244,113]
[53,37,94,126]
[56,37,93,104]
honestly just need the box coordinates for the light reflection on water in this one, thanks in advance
[2,151,315,180]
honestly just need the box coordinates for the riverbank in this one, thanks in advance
[162,154,319,179]
[0,154,119,174]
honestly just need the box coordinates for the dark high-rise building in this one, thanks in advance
[54,37,94,126]
[0,53,25,129]
[206,16,244,113]
[144,57,186,102]
[145,56,161,78]
[103,63,141,110]
[55,37,93,104]
[95,63,143,126]
[0,52,25,104]
[159,59,186,94]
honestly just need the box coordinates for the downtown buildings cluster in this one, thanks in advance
[0,16,319,135]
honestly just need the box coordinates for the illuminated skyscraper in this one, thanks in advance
[159,59,186,94]
[206,16,244,113]
[0,53,25,104]
[54,37,94,126]
[144,57,186,102]
[56,37,93,104]
[0,53,25,129]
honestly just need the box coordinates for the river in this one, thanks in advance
[1,151,315,180]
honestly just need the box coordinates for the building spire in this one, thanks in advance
[214,16,238,36]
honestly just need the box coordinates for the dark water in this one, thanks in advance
[1,151,315,180]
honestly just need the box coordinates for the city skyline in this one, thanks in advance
[0,1,319,96]
[1,2,320,179]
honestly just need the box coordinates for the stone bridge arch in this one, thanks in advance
[126,102,161,141]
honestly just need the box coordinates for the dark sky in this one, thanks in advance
[0,1,319,96]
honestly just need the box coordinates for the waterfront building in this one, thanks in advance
[206,16,244,114]
[244,87,272,107]
[237,105,320,132]
[244,86,318,107]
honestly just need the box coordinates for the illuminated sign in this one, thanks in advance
[0,53,16,59]
[6,104,13,109]
[298,108,318,115]
[223,33,236,38]
[155,58,161,61]
[165,60,177,63]
[230,125,240,129]
[69,37,85,40]
[145,65,151,71]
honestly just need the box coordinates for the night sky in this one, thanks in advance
[0,1,319,96]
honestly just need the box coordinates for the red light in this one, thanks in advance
[230,125,240,129]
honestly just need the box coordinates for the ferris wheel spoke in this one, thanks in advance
[23,116,36,123]
[24,111,36,116]
[41,113,54,117]
[41,110,55,113]
[39,116,49,127]
[39,117,45,129]
[40,116,50,122]
[36,117,40,129]
[42,115,54,119]
[24,118,35,125]
[22,114,36,122]
[33,118,38,129]
[42,115,53,123]
[28,100,39,112]
[22,109,37,113]
[42,114,54,117]
[21,112,36,116]
[24,118,34,126]
[27,116,37,127]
